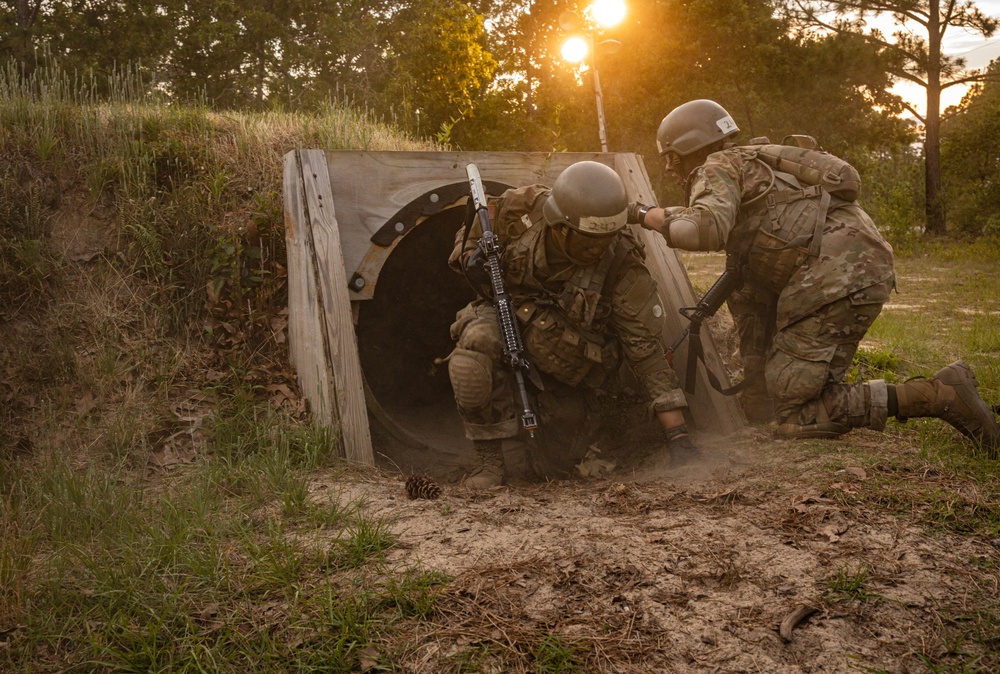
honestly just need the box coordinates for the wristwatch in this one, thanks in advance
[637,205,653,225]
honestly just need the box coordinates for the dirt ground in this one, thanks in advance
[303,252,999,673]
[317,424,998,673]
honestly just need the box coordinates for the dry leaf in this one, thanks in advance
[577,444,617,477]
[792,494,835,512]
[693,488,739,503]
[74,386,98,416]
[819,518,850,543]
[359,645,380,670]
[147,440,196,470]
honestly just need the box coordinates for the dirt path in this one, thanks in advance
[312,421,999,673]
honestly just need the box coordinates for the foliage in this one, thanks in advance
[0,0,919,165]
[453,0,914,194]
[0,0,496,137]
[853,147,926,247]
[381,0,496,138]
[942,60,1000,237]
[782,0,1000,235]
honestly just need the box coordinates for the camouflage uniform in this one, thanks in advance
[670,147,895,429]
[447,185,686,445]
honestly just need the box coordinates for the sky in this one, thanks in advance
[885,0,1000,116]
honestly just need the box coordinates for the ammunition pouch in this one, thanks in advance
[517,301,618,387]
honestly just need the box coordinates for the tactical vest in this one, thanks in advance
[506,217,636,387]
[729,145,861,293]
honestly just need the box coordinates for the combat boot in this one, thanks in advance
[893,360,1000,451]
[464,439,506,489]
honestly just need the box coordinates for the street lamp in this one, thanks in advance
[560,1,625,153]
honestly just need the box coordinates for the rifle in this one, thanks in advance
[465,164,539,437]
[666,253,747,396]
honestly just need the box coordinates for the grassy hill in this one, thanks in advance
[0,66,434,452]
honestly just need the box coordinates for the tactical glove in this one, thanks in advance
[463,247,503,292]
[626,201,650,225]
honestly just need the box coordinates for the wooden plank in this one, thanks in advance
[298,149,374,464]
[283,150,335,427]
[613,153,745,435]
[324,151,608,287]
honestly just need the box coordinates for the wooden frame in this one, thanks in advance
[284,150,745,466]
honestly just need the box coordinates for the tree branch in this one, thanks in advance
[901,99,926,124]
[890,67,929,88]
[941,70,1000,89]
[941,0,958,37]
[814,0,930,27]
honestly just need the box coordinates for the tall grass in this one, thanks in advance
[0,61,443,671]
[0,59,435,442]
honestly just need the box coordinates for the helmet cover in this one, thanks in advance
[542,161,628,236]
[656,99,738,157]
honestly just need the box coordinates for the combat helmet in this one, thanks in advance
[542,161,628,236]
[656,99,739,158]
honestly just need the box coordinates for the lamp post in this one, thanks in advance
[560,0,625,153]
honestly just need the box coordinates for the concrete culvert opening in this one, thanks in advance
[355,197,666,483]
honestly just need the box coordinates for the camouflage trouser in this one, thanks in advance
[762,278,893,427]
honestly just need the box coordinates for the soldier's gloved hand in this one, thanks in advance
[463,248,492,288]
[664,424,701,466]
[626,201,649,224]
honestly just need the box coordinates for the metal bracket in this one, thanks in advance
[369,180,513,247]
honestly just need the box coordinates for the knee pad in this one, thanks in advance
[456,319,504,360]
[448,348,494,410]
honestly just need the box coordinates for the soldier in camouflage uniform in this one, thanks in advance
[448,161,692,488]
[628,99,1000,450]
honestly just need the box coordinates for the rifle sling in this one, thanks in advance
[683,325,749,397]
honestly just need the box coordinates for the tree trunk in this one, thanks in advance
[14,0,37,78]
[924,0,947,235]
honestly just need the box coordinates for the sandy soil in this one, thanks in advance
[307,419,999,673]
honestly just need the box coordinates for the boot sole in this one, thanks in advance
[935,360,1000,449]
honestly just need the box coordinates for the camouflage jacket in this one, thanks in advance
[449,185,686,412]
[675,147,895,329]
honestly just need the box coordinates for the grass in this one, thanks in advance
[534,634,585,673]
[0,401,440,672]
[0,60,442,672]
[823,563,879,604]
[684,242,1000,673]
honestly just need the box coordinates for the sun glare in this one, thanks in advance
[590,0,626,28]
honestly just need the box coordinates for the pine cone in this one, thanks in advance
[405,474,442,500]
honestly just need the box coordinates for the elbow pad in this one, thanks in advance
[664,211,723,251]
